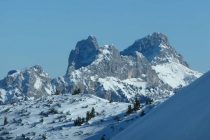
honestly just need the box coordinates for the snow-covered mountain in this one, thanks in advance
[121,32,201,88]
[113,71,210,140]
[0,65,54,104]
[0,32,201,104]
[0,32,204,140]
[64,32,201,102]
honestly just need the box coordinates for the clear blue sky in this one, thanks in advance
[0,0,210,78]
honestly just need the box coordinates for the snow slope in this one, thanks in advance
[113,71,210,140]
[0,93,132,140]
[152,61,202,88]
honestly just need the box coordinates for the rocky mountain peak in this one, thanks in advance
[31,65,44,73]
[148,32,169,45]
[0,33,201,105]
[120,32,170,57]
[0,65,53,104]
[67,36,99,72]
[120,32,189,66]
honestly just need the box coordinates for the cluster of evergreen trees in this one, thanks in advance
[126,98,141,115]
[74,107,96,126]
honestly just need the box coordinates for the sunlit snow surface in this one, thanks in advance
[113,71,210,140]
[0,93,149,140]
[152,62,202,88]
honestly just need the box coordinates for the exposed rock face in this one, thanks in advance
[121,32,188,66]
[67,36,99,73]
[64,33,201,102]
[0,65,53,104]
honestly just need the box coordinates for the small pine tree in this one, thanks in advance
[90,107,95,118]
[101,134,106,140]
[74,116,86,126]
[109,99,113,103]
[146,98,153,105]
[86,111,91,122]
[4,116,8,125]
[133,98,140,111]
[42,134,47,140]
[140,110,145,117]
[55,89,61,95]
[81,118,85,124]
[126,105,133,115]
[72,88,81,95]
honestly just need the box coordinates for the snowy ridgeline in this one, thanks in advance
[113,71,210,140]
[0,93,158,140]
[0,32,201,104]
[0,32,203,140]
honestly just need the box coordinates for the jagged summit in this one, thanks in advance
[0,65,53,104]
[0,33,201,104]
[67,35,99,72]
[121,32,188,67]
[121,32,169,56]
[148,32,169,45]
[0,33,204,139]
[64,33,200,96]
[67,33,177,74]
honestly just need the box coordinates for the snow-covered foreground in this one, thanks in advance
[0,93,156,140]
[113,71,210,140]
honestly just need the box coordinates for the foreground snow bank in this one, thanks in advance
[113,71,210,140]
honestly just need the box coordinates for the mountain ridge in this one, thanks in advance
[0,32,201,104]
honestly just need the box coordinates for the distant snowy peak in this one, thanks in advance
[121,32,188,67]
[0,65,54,104]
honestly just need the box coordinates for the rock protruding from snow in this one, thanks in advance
[67,35,100,73]
[0,65,53,104]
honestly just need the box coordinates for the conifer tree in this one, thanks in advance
[55,89,61,95]
[4,116,8,125]
[72,88,81,95]
[86,111,91,122]
[90,107,95,118]
[133,98,140,111]
[126,105,133,115]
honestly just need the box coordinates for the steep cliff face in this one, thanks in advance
[67,35,99,74]
[64,33,200,102]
